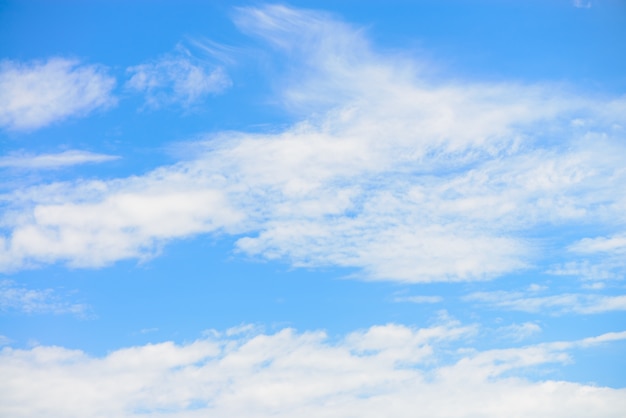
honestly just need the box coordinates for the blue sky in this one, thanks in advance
[1,1,626,416]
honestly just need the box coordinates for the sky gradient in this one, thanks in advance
[1,1,626,416]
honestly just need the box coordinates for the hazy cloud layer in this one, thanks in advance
[0,58,116,131]
[1,323,625,418]
[0,6,625,283]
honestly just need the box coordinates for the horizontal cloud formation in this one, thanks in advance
[0,58,116,131]
[1,323,625,417]
[466,290,626,314]
[0,5,625,283]
[0,150,119,170]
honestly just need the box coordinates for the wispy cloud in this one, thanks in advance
[0,323,624,417]
[0,150,119,170]
[495,322,542,342]
[0,280,89,316]
[548,234,626,284]
[465,290,626,315]
[0,58,116,131]
[126,45,231,109]
[0,5,624,283]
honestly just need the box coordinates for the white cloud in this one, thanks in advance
[0,5,625,282]
[0,150,119,169]
[0,171,244,270]
[0,280,89,316]
[569,234,626,255]
[465,290,626,314]
[0,323,624,418]
[126,46,231,108]
[0,58,116,131]
[549,235,626,284]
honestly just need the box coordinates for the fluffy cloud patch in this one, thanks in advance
[1,323,625,418]
[0,58,116,131]
[0,168,243,270]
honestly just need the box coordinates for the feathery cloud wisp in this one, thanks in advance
[0,58,116,131]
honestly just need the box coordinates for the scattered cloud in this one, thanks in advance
[548,235,626,284]
[569,234,626,256]
[126,45,231,109]
[548,260,624,282]
[0,6,625,283]
[465,290,626,315]
[0,150,119,170]
[0,58,116,131]
[0,280,90,316]
[0,323,624,417]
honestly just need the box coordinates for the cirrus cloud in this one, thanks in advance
[126,46,232,109]
[0,58,116,131]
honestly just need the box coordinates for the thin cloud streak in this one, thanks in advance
[465,290,626,314]
[0,151,119,170]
